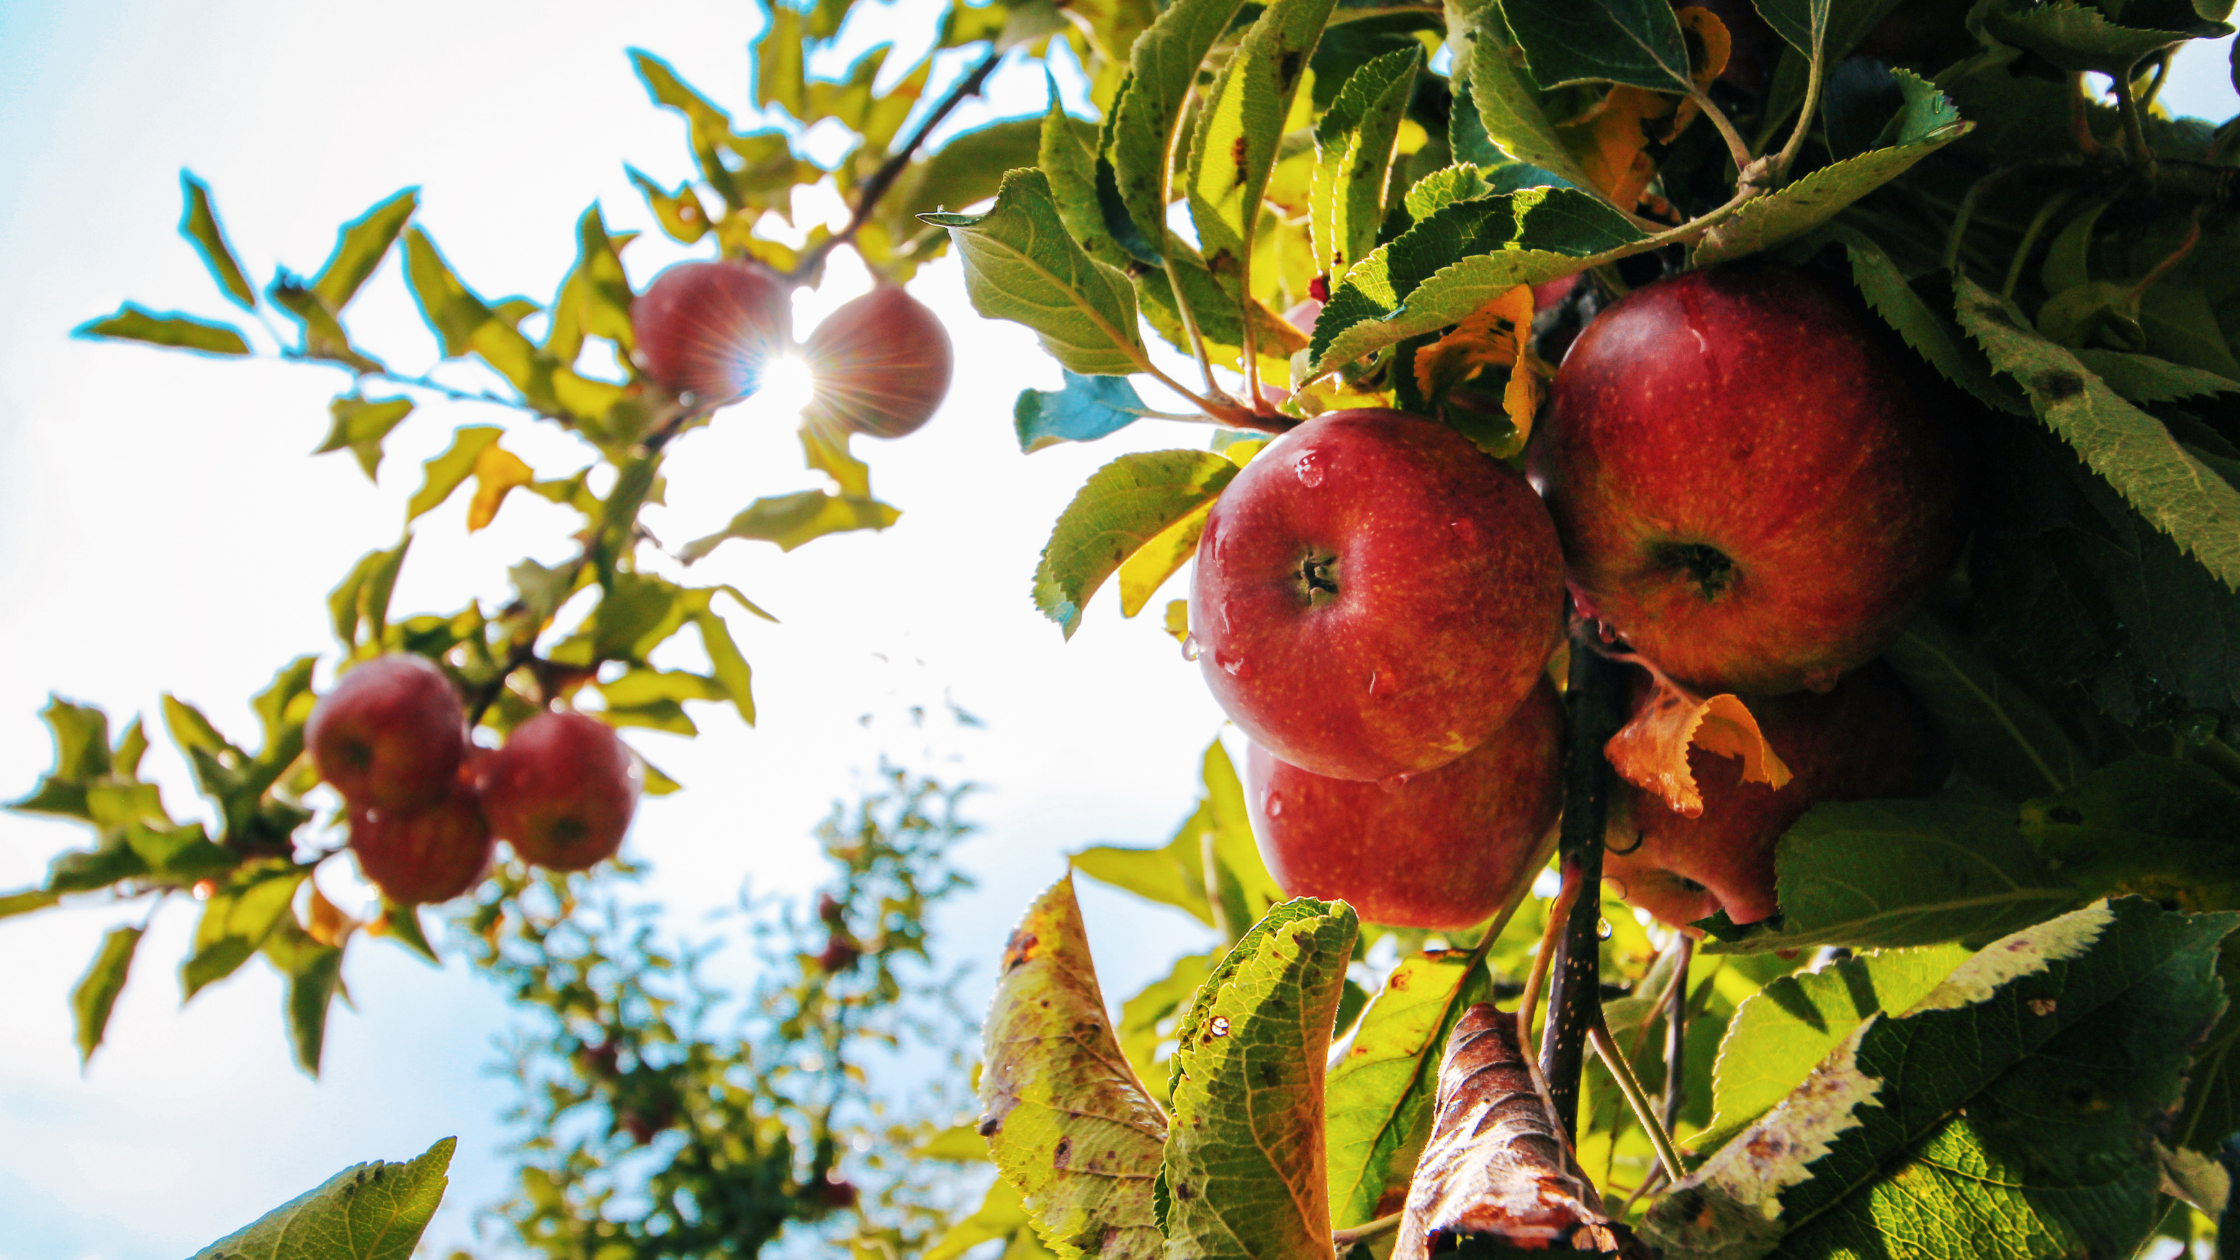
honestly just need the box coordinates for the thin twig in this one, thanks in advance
[2001,189,2076,303]
[2112,62,2153,168]
[1332,1212,1403,1247]
[1588,1014,1686,1184]
[1538,628,1628,1139]
[1692,91,1752,179]
[1769,43,1825,182]
[1517,862,1583,1075]
[791,47,1006,282]
[1661,933,1692,1134]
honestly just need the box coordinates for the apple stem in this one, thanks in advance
[1588,1012,1686,1184]
[1536,627,1630,1140]
[1661,933,1692,1133]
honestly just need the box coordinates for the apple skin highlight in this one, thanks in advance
[1193,409,1565,783]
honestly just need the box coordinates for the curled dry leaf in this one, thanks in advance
[1552,7,1730,210]
[1605,655,1792,817]
[1413,286,1549,441]
[1393,1004,1643,1259]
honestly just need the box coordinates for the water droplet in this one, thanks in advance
[1181,633,1201,662]
[1367,668,1399,699]
[1377,772,1413,793]
[1595,918,1615,940]
[1293,452,1324,487]
[1449,518,1479,545]
[1265,793,1284,818]
[1217,652,1251,679]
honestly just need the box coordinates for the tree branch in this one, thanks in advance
[1538,625,1629,1139]
[792,46,1006,282]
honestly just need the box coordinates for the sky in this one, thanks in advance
[0,5,2235,1258]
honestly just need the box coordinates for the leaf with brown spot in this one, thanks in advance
[1392,1004,1642,1259]
[1605,657,1791,817]
[1411,285,1548,448]
[980,874,1169,1260]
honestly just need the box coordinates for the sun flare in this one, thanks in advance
[755,351,819,420]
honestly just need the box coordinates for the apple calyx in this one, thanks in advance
[1295,551,1341,606]
[1653,540,1737,599]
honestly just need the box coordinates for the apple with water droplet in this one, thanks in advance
[1193,409,1566,782]
[480,712,640,871]
[631,258,793,406]
[306,653,468,812]
[1531,264,1971,694]
[802,283,952,439]
[1602,661,1948,929]
[1246,677,1562,929]
[349,757,495,905]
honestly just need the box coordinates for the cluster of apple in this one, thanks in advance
[305,654,641,904]
[631,257,953,438]
[1202,263,1965,932]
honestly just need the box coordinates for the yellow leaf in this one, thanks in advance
[306,882,358,948]
[466,442,535,532]
[1163,599,1190,646]
[1605,655,1792,817]
[1118,502,1212,618]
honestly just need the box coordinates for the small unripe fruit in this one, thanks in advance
[801,284,952,439]
[307,654,468,812]
[631,258,792,405]
[348,764,495,905]
[817,936,862,973]
[480,712,639,871]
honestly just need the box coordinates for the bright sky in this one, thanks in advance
[1,5,2235,1257]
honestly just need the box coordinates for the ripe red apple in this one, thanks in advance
[306,654,467,812]
[1245,677,1562,930]
[348,764,494,905]
[631,258,793,405]
[1193,409,1566,782]
[480,711,640,871]
[800,283,952,439]
[1602,661,1948,929]
[1531,264,1969,695]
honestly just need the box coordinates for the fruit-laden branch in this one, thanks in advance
[1538,627,1630,1137]
[793,46,1006,282]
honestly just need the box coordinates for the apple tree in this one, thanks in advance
[18,0,2240,1256]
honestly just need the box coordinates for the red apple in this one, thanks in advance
[631,258,793,405]
[1602,661,1949,929]
[348,764,494,905]
[480,712,640,871]
[1193,409,1566,782]
[1245,677,1563,929]
[306,654,467,812]
[1531,264,1969,695]
[801,283,952,439]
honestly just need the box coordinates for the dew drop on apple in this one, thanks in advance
[1293,452,1323,487]
[1180,633,1201,662]
[1265,793,1284,818]
[1216,651,1251,679]
[1376,771,1413,794]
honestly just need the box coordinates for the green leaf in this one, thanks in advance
[1039,90,1129,270]
[269,275,384,374]
[8,696,113,820]
[406,425,503,522]
[980,874,1169,1260]
[2019,756,2240,906]
[1646,900,2236,1260]
[378,900,441,964]
[1746,0,1834,57]
[73,304,249,357]
[891,118,1048,224]
[327,539,410,650]
[1829,226,2024,414]
[1446,0,1601,196]
[1695,72,1969,264]
[0,888,61,919]
[1402,164,1493,223]
[1116,502,1212,618]
[47,844,149,895]
[1183,0,1338,303]
[1032,450,1240,637]
[186,1136,453,1260]
[1104,0,1251,258]
[311,188,418,312]
[1307,188,1647,378]
[1502,0,1694,91]
[925,1177,1056,1260]
[1984,1,2227,75]
[71,924,143,1066]
[1693,943,1971,1155]
[685,591,760,728]
[926,169,1148,377]
[1160,898,1357,1259]
[625,166,711,244]
[182,866,308,1001]
[262,916,344,1077]
[677,490,900,560]
[544,207,637,363]
[754,4,808,119]
[1312,47,1422,283]
[314,396,413,482]
[1324,949,1490,1228]
[1882,612,2090,800]
[178,172,256,309]
[1955,276,2240,592]
[1701,791,2083,954]
[1073,830,1216,927]
[1015,372,1162,453]
[2074,347,2239,402]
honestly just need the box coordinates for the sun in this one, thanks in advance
[755,351,819,420]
